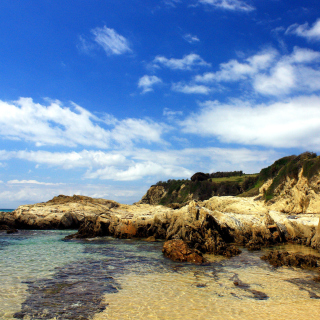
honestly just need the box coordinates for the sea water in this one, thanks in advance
[1,230,320,320]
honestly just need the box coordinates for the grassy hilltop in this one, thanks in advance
[149,152,320,207]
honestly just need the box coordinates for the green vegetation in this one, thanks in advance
[153,152,320,206]
[156,172,259,206]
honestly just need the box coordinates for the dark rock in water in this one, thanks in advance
[231,274,268,300]
[261,250,320,269]
[0,224,18,234]
[162,239,204,264]
[14,259,120,320]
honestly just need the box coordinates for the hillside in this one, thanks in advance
[138,152,320,211]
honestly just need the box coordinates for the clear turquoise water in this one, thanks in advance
[1,230,320,320]
[0,209,15,212]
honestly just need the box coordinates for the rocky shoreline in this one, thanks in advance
[1,193,320,269]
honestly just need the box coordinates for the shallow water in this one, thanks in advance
[1,230,320,320]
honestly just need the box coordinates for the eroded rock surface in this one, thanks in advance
[2,193,320,261]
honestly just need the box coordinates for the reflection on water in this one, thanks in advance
[1,231,320,320]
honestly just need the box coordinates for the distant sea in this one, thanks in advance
[0,209,14,212]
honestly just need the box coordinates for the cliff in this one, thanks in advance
[138,152,320,208]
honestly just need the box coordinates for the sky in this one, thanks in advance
[1,0,320,208]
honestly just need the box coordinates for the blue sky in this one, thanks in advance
[1,0,320,208]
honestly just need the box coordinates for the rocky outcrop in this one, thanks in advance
[0,195,119,230]
[162,240,204,263]
[3,191,320,264]
[137,186,167,205]
[267,169,320,214]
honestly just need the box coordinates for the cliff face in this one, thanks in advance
[137,186,167,205]
[139,152,320,208]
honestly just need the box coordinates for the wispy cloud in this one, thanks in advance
[172,82,211,94]
[195,48,277,82]
[286,19,320,41]
[153,53,210,70]
[7,180,64,186]
[91,26,132,55]
[183,34,200,44]
[180,95,320,149]
[138,75,162,93]
[0,98,168,148]
[0,146,279,182]
[198,0,255,12]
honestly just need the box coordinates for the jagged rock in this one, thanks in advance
[162,239,204,263]
[261,250,320,269]
[3,193,320,260]
[137,186,166,205]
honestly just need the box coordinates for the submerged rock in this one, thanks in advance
[261,250,320,269]
[162,239,204,264]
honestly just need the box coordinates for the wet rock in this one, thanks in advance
[261,250,320,269]
[144,236,157,242]
[162,240,204,264]
[0,224,18,234]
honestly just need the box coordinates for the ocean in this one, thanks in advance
[1,230,320,319]
[0,209,15,212]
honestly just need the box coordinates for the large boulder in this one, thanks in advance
[162,239,204,263]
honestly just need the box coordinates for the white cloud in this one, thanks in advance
[163,108,183,118]
[195,47,320,96]
[7,180,64,186]
[172,82,211,94]
[153,53,210,70]
[91,26,131,55]
[195,48,277,83]
[138,75,162,93]
[199,0,255,12]
[286,19,320,41]
[180,95,320,149]
[0,182,146,208]
[0,98,168,148]
[183,34,200,44]
[253,48,320,96]
[0,144,278,183]
[84,161,192,181]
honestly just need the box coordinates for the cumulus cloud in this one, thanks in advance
[172,82,211,94]
[180,95,320,149]
[91,26,132,55]
[153,53,210,70]
[198,0,255,12]
[195,47,320,96]
[183,34,200,44]
[253,48,320,96]
[0,98,168,148]
[138,75,162,93]
[286,19,320,41]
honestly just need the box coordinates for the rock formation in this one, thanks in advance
[2,152,320,263]
[162,239,204,263]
